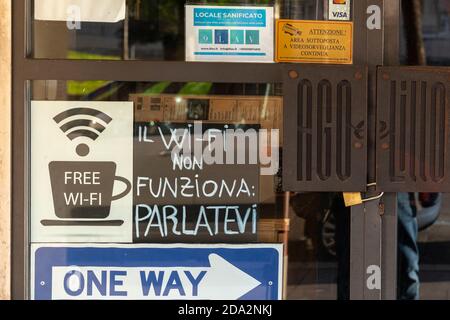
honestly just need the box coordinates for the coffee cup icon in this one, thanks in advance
[41,161,131,226]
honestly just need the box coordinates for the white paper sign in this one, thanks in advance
[34,0,126,23]
[185,5,274,63]
[328,0,351,21]
[31,101,133,243]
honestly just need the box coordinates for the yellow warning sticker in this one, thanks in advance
[276,20,353,64]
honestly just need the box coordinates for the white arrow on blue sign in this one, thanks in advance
[31,244,283,300]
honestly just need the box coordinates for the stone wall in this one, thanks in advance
[0,0,11,300]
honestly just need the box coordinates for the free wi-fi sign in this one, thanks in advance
[31,101,134,242]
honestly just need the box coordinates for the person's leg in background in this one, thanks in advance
[334,192,420,300]
[397,192,420,300]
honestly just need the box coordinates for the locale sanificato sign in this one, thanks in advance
[31,244,283,300]
[185,5,274,62]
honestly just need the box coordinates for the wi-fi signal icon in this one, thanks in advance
[53,108,113,157]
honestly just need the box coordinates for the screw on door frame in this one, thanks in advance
[288,70,299,79]
[378,202,385,216]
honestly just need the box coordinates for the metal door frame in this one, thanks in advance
[350,0,400,300]
[11,0,400,300]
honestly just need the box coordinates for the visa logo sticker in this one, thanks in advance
[328,0,351,21]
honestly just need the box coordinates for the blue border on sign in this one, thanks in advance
[33,246,281,300]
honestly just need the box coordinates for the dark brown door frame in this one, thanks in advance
[350,0,400,300]
[11,0,400,300]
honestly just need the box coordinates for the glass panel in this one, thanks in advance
[29,79,349,300]
[27,0,355,301]
[288,192,348,300]
[401,0,450,65]
[412,193,450,300]
[29,80,285,298]
[31,0,339,60]
[422,0,450,65]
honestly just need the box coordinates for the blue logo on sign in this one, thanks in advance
[199,29,213,44]
[215,30,229,44]
[193,8,266,27]
[230,30,245,44]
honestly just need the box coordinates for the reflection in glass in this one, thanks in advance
[31,79,344,299]
[32,0,332,60]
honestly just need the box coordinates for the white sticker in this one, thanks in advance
[30,101,133,243]
[34,0,126,23]
[328,0,351,21]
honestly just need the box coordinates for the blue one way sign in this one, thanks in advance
[31,244,283,300]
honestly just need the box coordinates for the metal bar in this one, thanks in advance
[350,0,393,300]
[17,59,284,83]
[11,0,27,300]
[352,0,369,65]
[349,0,371,299]
[363,0,384,300]
[362,199,382,299]
[380,0,400,301]
[282,191,290,300]
[367,0,384,186]
[381,193,398,299]
[350,203,365,299]
[383,0,400,66]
